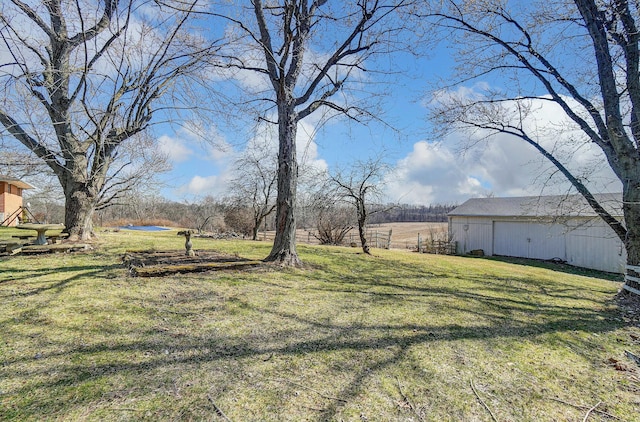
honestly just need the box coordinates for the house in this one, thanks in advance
[448,193,625,273]
[0,176,34,226]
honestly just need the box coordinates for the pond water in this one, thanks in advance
[118,225,170,231]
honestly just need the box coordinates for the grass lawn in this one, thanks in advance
[1,228,639,421]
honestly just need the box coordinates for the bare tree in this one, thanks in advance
[426,0,640,295]
[0,138,49,180]
[0,0,217,239]
[179,0,417,265]
[227,140,277,240]
[330,157,389,254]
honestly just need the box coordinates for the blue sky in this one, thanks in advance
[156,27,620,207]
[111,2,623,206]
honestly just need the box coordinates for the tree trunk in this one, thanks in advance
[358,222,370,254]
[265,105,302,266]
[357,202,370,254]
[62,179,97,241]
[252,214,261,241]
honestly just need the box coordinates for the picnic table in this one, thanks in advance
[16,223,65,245]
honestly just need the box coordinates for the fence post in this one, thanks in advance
[417,233,421,253]
[386,229,392,249]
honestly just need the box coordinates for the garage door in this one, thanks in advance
[493,221,566,260]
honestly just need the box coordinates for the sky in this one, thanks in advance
[149,4,620,207]
[0,1,621,207]
[156,62,620,207]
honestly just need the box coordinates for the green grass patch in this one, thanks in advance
[1,228,638,421]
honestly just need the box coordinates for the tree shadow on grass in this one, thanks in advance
[0,252,630,420]
[0,263,123,298]
[4,303,624,420]
[476,255,624,282]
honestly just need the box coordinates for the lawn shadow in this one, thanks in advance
[474,255,624,282]
[1,248,632,420]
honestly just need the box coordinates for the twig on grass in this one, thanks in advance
[548,398,621,420]
[470,379,498,422]
[303,405,325,412]
[395,376,424,422]
[583,401,601,422]
[207,395,232,422]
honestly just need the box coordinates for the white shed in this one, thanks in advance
[448,194,625,273]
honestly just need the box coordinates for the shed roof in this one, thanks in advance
[449,193,623,218]
[0,175,34,190]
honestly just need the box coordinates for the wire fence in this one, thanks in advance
[257,227,456,255]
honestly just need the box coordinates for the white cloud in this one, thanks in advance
[297,120,329,174]
[243,117,329,173]
[173,116,331,199]
[159,122,233,163]
[383,141,489,204]
[158,135,193,162]
[178,172,234,198]
[387,93,621,205]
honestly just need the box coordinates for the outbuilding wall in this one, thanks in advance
[449,215,625,273]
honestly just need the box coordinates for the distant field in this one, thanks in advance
[259,221,449,250]
[367,222,448,248]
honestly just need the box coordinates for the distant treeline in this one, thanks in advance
[369,204,458,224]
[25,193,457,232]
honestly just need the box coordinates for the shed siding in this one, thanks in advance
[450,217,493,255]
[565,219,625,273]
[493,220,567,260]
[493,221,530,258]
[449,215,625,273]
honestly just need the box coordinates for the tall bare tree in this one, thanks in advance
[426,0,640,295]
[195,0,416,265]
[0,0,216,239]
[330,157,388,254]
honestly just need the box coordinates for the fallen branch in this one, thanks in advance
[207,395,232,422]
[470,379,498,422]
[583,401,601,422]
[395,377,424,422]
[548,398,621,420]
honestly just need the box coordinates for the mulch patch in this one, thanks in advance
[123,250,264,277]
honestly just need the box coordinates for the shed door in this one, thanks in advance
[493,221,566,260]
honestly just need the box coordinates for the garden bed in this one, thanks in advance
[122,249,263,277]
